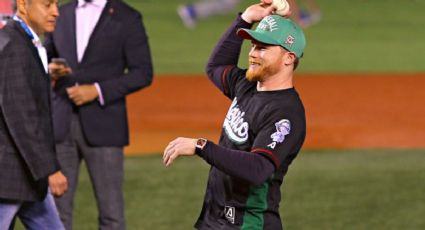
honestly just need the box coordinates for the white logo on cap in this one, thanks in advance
[258,16,278,32]
[285,35,295,47]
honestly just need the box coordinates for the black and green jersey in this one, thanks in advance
[195,68,306,229]
[194,16,306,230]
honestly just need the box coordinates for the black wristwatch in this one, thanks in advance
[195,138,207,150]
[195,138,207,156]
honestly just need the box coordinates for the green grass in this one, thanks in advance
[282,150,425,229]
[16,150,425,229]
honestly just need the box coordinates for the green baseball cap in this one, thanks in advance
[237,15,306,58]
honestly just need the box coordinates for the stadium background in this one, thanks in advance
[125,0,425,154]
[12,0,425,229]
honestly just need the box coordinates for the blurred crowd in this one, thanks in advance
[178,0,321,29]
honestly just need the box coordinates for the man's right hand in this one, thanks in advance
[49,171,68,197]
[48,62,72,81]
[241,0,287,24]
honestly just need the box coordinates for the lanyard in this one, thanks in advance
[13,15,35,41]
[13,15,48,74]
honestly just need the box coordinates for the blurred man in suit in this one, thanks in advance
[0,0,67,229]
[44,0,153,229]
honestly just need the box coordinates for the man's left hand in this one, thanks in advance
[49,171,68,197]
[66,84,99,106]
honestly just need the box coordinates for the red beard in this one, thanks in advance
[246,59,280,82]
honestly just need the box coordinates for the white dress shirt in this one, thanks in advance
[76,0,107,105]
[32,31,48,74]
[76,0,107,62]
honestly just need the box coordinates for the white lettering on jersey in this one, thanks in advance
[223,98,249,144]
[268,142,277,149]
[224,206,235,224]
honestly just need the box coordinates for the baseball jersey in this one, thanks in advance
[194,16,306,230]
[195,68,306,229]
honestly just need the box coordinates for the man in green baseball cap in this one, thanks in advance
[236,2,306,85]
[163,1,307,229]
[237,15,306,58]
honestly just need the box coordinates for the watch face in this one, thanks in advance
[197,138,207,149]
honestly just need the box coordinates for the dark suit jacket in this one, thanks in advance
[44,0,153,147]
[0,21,60,201]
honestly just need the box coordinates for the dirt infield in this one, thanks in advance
[125,74,425,155]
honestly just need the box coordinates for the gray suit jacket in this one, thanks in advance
[0,21,60,201]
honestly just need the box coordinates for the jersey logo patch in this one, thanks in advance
[223,98,249,144]
[268,119,291,149]
[224,206,235,224]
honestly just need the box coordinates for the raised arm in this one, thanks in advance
[206,1,276,94]
[205,15,252,93]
